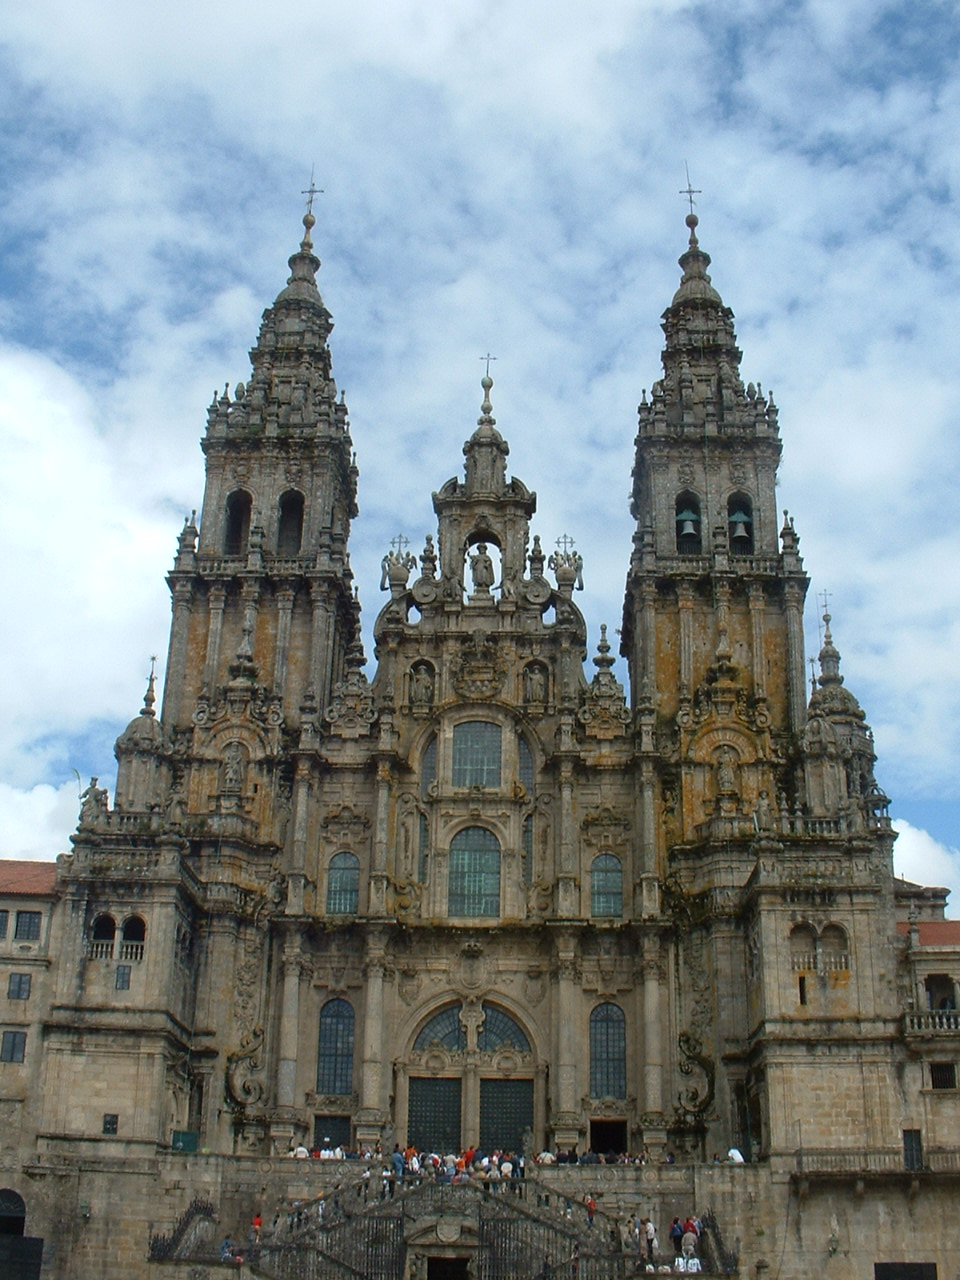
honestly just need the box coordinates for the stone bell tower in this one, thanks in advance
[621,211,809,862]
[160,206,359,740]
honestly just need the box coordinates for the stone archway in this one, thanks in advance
[0,1189,25,1236]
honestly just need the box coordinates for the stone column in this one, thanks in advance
[162,580,193,725]
[557,754,578,917]
[356,931,387,1146]
[640,581,657,697]
[203,585,227,691]
[273,586,296,696]
[676,582,695,696]
[308,585,332,707]
[286,759,311,915]
[369,761,390,916]
[784,581,807,732]
[748,582,767,697]
[553,936,581,1148]
[641,935,666,1156]
[276,941,304,1109]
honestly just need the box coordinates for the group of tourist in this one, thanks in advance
[624,1213,703,1273]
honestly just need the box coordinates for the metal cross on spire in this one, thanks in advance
[555,533,576,555]
[479,352,497,376]
[302,166,324,215]
[679,162,701,217]
[390,533,411,555]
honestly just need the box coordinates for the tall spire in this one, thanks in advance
[463,366,508,496]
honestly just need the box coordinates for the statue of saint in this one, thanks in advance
[469,543,495,592]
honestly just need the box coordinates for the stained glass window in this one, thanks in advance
[449,827,500,917]
[452,722,501,788]
[478,1004,530,1052]
[590,1003,626,1099]
[326,852,360,915]
[317,999,355,1095]
[591,854,623,918]
[414,1004,466,1052]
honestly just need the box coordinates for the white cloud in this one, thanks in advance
[0,780,78,861]
[893,820,960,916]
[0,0,957,877]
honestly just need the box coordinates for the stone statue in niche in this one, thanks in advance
[410,664,434,706]
[524,664,546,704]
[223,743,245,794]
[469,543,495,593]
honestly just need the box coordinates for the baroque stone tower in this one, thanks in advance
[17,206,955,1280]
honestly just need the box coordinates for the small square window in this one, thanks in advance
[0,1030,26,1063]
[7,973,31,1000]
[102,1113,118,1135]
[0,910,8,939]
[931,1062,957,1090]
[14,912,41,941]
[115,965,131,991]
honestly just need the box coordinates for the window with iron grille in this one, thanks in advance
[326,852,359,915]
[0,1030,26,1063]
[14,911,41,941]
[931,1062,957,1090]
[452,722,501,788]
[449,827,500,917]
[317,999,354,1095]
[115,965,131,991]
[591,854,623,917]
[590,1003,626,1099]
[102,1113,118,1135]
[7,973,30,1000]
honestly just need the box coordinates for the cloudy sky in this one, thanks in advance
[0,0,958,905]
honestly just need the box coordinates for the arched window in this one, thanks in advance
[452,722,501,787]
[591,854,623,918]
[414,1004,466,1051]
[820,924,849,971]
[449,827,500,917]
[0,1188,26,1237]
[478,1004,530,1052]
[590,1003,626,1099]
[91,914,116,960]
[277,490,304,555]
[317,999,354,1095]
[326,852,360,915]
[728,493,754,555]
[224,489,252,556]
[119,915,146,962]
[789,923,817,972]
[675,491,702,555]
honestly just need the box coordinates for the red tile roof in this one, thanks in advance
[896,920,960,946]
[0,859,57,896]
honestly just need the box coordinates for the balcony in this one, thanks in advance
[904,1011,960,1035]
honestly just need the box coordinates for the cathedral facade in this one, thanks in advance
[2,208,959,1279]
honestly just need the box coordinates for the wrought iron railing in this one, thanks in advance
[147,1195,216,1261]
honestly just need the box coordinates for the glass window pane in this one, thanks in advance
[591,855,623,918]
[317,999,355,1095]
[590,1003,626,1099]
[7,973,30,1000]
[327,852,359,915]
[414,1005,465,1052]
[452,723,501,788]
[518,738,534,793]
[449,828,500,917]
[15,912,41,941]
[0,1031,26,1063]
[421,736,436,799]
[478,1004,530,1052]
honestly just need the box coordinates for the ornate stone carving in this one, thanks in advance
[226,1025,265,1110]
[452,633,505,700]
